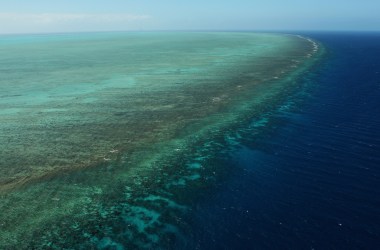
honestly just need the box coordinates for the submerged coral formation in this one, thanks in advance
[0,32,320,248]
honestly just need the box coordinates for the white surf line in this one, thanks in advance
[295,35,320,58]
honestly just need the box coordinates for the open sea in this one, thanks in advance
[0,32,379,249]
[185,32,380,249]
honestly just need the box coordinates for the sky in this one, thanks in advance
[0,0,379,34]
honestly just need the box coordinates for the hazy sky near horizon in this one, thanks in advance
[0,0,379,34]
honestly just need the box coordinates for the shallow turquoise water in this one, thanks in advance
[0,32,319,248]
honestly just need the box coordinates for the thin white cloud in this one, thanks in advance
[0,12,151,24]
[0,12,152,33]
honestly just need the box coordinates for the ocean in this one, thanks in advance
[0,32,379,249]
[183,32,380,249]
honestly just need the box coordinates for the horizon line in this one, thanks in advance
[1,29,379,36]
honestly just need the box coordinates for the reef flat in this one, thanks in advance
[0,32,320,248]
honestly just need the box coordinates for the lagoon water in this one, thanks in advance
[0,32,318,248]
[1,31,378,249]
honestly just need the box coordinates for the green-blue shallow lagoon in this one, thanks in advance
[0,32,320,248]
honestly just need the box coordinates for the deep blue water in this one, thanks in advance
[184,33,380,249]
